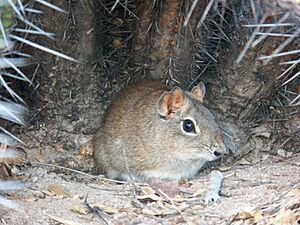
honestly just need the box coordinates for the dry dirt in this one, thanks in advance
[1,139,299,225]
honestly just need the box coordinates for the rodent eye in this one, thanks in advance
[182,119,196,133]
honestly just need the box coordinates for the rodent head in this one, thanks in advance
[156,82,227,162]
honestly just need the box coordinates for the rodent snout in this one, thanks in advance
[212,131,227,156]
[213,151,222,157]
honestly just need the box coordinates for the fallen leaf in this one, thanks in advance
[218,166,232,172]
[47,214,82,225]
[71,205,89,215]
[26,197,38,202]
[253,209,263,222]
[252,125,271,138]
[142,203,189,216]
[236,158,251,165]
[286,188,300,197]
[90,203,119,214]
[0,146,26,165]
[41,190,55,196]
[54,144,64,153]
[142,208,158,216]
[137,194,163,202]
[157,200,165,208]
[47,183,70,197]
[232,211,253,221]
[270,208,298,224]
[140,186,156,195]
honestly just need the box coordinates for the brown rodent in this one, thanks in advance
[93,79,226,181]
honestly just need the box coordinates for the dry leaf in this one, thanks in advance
[140,186,156,195]
[54,144,64,153]
[252,209,263,222]
[41,190,55,196]
[170,196,197,203]
[90,203,119,214]
[236,158,251,165]
[232,211,253,221]
[286,187,300,197]
[142,208,158,216]
[26,197,38,202]
[0,145,26,165]
[71,205,89,215]
[35,154,45,163]
[231,188,300,224]
[47,214,82,225]
[142,203,189,216]
[270,208,298,224]
[157,200,165,208]
[47,183,70,197]
[79,142,93,156]
[218,166,232,172]
[252,125,272,138]
[137,194,163,202]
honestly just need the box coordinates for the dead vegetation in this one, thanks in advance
[0,0,299,224]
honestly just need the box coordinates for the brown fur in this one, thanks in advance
[93,79,226,181]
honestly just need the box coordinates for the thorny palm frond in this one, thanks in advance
[0,0,74,209]
[0,0,77,144]
[186,0,300,106]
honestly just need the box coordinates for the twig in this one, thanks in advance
[158,189,187,222]
[83,195,109,225]
[203,170,224,206]
[122,149,144,208]
[30,162,129,184]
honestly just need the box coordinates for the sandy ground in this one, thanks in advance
[1,152,299,225]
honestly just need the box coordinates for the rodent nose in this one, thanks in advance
[213,151,222,157]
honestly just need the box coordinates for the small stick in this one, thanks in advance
[158,189,187,222]
[83,195,109,225]
[204,170,224,206]
[31,162,129,184]
[122,149,144,209]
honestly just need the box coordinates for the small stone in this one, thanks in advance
[277,148,286,157]
[31,190,45,199]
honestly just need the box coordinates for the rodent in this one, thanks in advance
[92,79,227,181]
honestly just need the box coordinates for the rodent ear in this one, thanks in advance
[191,82,206,102]
[157,87,184,118]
